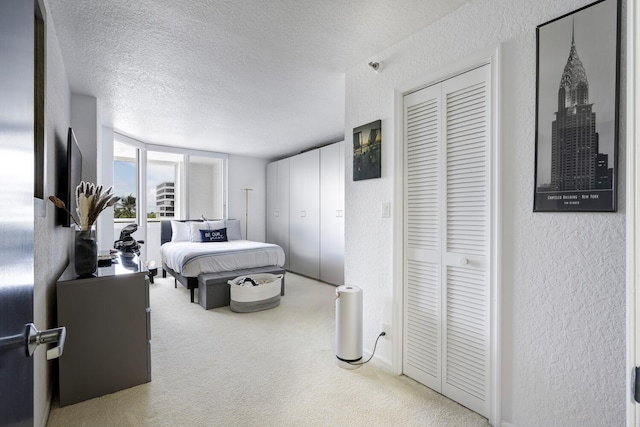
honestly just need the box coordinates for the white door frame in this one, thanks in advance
[392,45,502,425]
[626,0,639,425]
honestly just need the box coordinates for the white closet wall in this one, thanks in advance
[266,141,344,284]
[266,158,290,270]
[320,141,345,285]
[289,150,321,278]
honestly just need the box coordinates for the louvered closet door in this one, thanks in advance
[403,64,491,418]
[403,82,443,392]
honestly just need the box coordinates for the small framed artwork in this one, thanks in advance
[353,120,382,181]
[533,0,620,212]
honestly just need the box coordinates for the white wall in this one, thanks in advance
[189,162,215,216]
[344,0,626,425]
[227,155,268,242]
[97,126,115,252]
[70,93,99,184]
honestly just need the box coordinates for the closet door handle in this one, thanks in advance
[458,257,469,266]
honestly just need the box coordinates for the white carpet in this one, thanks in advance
[47,273,490,427]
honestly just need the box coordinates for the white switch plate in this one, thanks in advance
[382,202,391,218]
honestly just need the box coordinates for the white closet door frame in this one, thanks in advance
[392,46,501,426]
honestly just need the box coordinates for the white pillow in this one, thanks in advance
[170,221,190,242]
[226,219,242,240]
[189,220,225,242]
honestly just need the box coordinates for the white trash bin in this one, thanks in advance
[335,285,363,369]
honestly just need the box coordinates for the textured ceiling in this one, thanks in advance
[46,0,469,159]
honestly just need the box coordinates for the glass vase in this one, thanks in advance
[74,225,97,277]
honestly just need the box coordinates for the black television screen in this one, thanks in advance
[57,128,83,227]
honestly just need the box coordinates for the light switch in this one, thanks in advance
[382,202,391,218]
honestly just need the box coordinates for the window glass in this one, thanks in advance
[113,141,138,223]
[146,151,184,267]
[147,151,184,220]
[111,138,225,269]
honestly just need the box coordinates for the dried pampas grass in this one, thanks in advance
[49,181,120,230]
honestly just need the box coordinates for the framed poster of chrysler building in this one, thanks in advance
[534,0,620,212]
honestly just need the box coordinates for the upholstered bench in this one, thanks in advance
[197,267,286,310]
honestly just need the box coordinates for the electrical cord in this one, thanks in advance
[345,332,386,366]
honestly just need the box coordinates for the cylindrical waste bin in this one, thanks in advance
[335,285,362,369]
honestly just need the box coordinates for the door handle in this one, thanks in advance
[26,323,66,360]
[0,323,66,360]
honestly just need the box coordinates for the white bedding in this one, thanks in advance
[161,240,285,277]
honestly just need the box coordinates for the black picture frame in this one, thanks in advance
[533,0,620,212]
[353,120,381,181]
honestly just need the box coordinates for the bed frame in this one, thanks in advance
[160,220,285,304]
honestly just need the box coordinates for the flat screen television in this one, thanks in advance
[57,127,83,227]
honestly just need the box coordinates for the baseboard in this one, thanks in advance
[361,348,393,372]
[500,422,516,427]
[39,387,53,427]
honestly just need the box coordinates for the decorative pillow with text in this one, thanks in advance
[200,228,228,243]
[190,220,225,242]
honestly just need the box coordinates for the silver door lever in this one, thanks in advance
[26,323,66,360]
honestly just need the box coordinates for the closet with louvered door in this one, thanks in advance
[403,64,491,418]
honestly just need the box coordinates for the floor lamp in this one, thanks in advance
[241,188,253,239]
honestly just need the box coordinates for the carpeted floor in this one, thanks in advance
[46,273,490,427]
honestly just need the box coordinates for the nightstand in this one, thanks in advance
[56,254,151,407]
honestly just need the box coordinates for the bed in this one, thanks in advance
[160,219,286,303]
